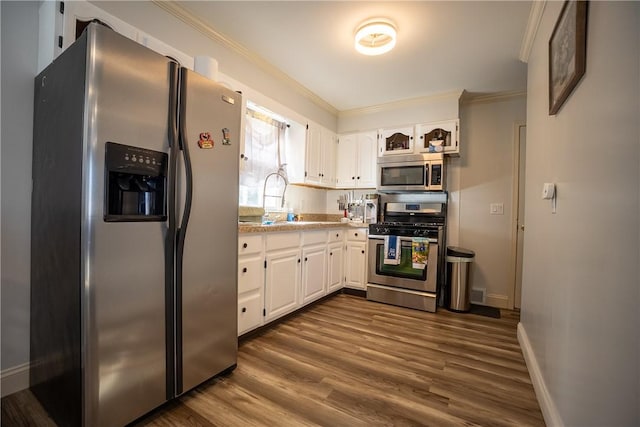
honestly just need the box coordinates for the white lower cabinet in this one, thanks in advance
[264,232,301,322]
[327,229,345,293]
[345,228,368,290]
[327,241,344,293]
[300,230,328,304]
[238,228,350,334]
[238,235,264,335]
[238,291,263,335]
[301,244,327,304]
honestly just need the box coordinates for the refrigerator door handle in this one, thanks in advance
[165,60,180,400]
[174,67,194,395]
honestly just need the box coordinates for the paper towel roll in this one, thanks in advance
[194,56,218,81]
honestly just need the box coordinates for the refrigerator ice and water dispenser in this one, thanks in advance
[104,142,168,221]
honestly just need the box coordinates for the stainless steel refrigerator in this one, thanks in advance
[30,23,240,427]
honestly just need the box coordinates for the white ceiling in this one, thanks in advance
[176,1,532,112]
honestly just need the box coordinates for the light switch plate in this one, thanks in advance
[490,203,504,215]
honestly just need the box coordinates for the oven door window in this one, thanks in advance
[380,165,425,186]
[375,241,427,281]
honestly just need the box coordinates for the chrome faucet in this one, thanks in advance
[262,164,289,210]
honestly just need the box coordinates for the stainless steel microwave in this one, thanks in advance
[377,153,445,192]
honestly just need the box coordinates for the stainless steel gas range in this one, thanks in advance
[367,192,447,312]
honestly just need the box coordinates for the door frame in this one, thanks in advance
[508,122,526,309]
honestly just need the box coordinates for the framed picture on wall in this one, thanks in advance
[548,0,588,115]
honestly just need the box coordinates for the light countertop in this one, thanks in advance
[238,221,368,233]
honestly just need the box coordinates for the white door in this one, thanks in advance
[305,123,322,184]
[301,245,327,303]
[345,242,366,289]
[265,248,300,320]
[336,134,357,188]
[321,130,336,187]
[514,125,526,309]
[357,131,378,188]
[327,242,344,292]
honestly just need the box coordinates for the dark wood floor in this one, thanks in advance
[2,294,544,426]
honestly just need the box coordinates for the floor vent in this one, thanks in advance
[470,288,486,304]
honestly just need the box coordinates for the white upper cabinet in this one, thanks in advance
[336,131,377,189]
[288,121,337,189]
[356,132,377,188]
[304,122,323,185]
[335,133,357,188]
[321,129,337,187]
[415,119,460,155]
[378,126,415,157]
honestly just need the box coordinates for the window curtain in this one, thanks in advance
[239,108,287,208]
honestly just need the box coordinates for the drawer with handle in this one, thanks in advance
[328,229,344,243]
[238,256,263,294]
[238,234,263,256]
[346,228,367,242]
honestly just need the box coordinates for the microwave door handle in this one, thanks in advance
[425,163,430,188]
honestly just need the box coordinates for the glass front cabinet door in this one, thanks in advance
[378,126,415,156]
[416,119,459,155]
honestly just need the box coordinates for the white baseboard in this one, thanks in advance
[517,322,564,427]
[485,293,509,309]
[1,362,30,397]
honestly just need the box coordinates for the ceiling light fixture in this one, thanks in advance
[354,19,397,56]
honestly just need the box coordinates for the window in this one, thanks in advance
[239,104,288,209]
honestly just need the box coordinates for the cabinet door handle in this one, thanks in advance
[357,176,360,179]
[351,176,355,180]
[336,233,339,237]
[241,307,247,313]
[242,267,247,273]
[298,259,301,263]
[330,252,333,256]
[361,250,365,254]
[243,243,248,249]
[355,233,358,237]
[304,257,308,262]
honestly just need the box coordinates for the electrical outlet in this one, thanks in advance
[490,203,504,215]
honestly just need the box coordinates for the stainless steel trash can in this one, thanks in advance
[447,246,475,312]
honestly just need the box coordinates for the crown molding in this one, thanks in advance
[152,1,338,116]
[461,90,527,105]
[519,1,546,63]
[338,90,464,119]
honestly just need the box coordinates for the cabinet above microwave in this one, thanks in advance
[415,119,459,156]
[378,126,415,156]
[377,119,459,158]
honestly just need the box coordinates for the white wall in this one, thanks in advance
[337,91,461,134]
[457,96,526,308]
[1,0,39,390]
[520,2,639,426]
[283,185,327,215]
[90,1,337,132]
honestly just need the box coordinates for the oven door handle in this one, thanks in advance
[369,235,438,244]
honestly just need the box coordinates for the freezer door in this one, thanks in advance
[82,25,171,426]
[177,69,240,393]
